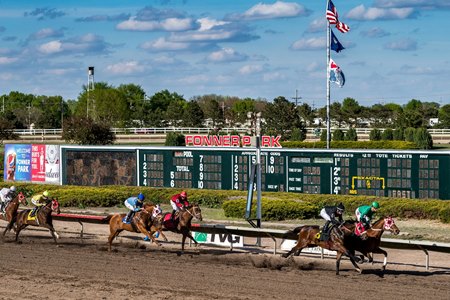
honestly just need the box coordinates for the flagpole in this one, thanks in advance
[326,9,331,149]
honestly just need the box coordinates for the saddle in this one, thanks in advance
[27,208,39,222]
[354,222,366,237]
[163,213,179,230]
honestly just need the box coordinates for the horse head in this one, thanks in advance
[189,203,202,221]
[383,217,400,235]
[17,192,28,206]
[51,199,61,215]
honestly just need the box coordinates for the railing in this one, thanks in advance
[11,127,450,136]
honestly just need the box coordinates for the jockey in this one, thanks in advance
[0,186,17,213]
[30,191,50,217]
[355,201,380,229]
[152,204,162,220]
[123,192,145,224]
[319,202,344,240]
[170,191,189,222]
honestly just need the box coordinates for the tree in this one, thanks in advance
[165,100,186,127]
[117,83,147,125]
[345,128,357,141]
[297,103,315,126]
[263,96,304,140]
[382,128,394,140]
[414,128,433,149]
[200,97,224,127]
[62,117,115,145]
[182,101,204,127]
[438,104,450,128]
[0,117,18,145]
[369,129,382,141]
[333,129,344,141]
[341,97,362,126]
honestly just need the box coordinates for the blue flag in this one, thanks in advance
[330,29,345,53]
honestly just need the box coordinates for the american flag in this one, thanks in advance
[326,0,350,33]
[326,0,338,24]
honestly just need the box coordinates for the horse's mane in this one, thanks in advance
[372,216,387,226]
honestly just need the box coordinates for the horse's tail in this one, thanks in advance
[103,215,113,224]
[289,225,306,235]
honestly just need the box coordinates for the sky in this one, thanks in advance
[0,0,449,107]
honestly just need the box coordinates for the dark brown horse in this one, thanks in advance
[1,192,28,235]
[344,217,400,271]
[158,203,203,252]
[12,198,61,243]
[282,223,361,275]
[107,203,162,251]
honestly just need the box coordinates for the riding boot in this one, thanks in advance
[0,203,4,213]
[30,207,38,217]
[171,210,176,223]
[124,211,133,224]
[321,221,330,241]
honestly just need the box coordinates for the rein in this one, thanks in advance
[185,206,201,220]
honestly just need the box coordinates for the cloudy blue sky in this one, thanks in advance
[0,0,449,107]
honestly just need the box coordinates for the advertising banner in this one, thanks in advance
[4,144,32,181]
[31,144,46,182]
[45,144,60,183]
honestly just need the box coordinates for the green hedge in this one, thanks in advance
[281,140,417,149]
[7,183,450,223]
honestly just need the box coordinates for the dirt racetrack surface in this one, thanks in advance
[0,221,449,300]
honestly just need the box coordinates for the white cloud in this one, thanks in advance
[239,1,309,20]
[197,17,228,31]
[140,37,191,51]
[290,37,325,50]
[0,56,18,64]
[263,71,285,82]
[106,61,145,74]
[384,38,418,51]
[116,17,195,31]
[206,48,248,63]
[307,18,326,33]
[347,4,415,20]
[178,74,209,84]
[38,40,63,54]
[239,64,263,75]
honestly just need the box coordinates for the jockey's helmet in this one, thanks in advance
[372,201,380,209]
[180,191,187,198]
[10,186,16,192]
[337,202,345,212]
[43,191,49,198]
[138,193,145,201]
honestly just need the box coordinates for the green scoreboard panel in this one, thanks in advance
[138,147,450,199]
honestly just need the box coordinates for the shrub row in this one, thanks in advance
[8,183,450,223]
[222,193,450,223]
[281,140,417,149]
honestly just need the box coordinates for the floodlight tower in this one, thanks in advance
[87,66,95,118]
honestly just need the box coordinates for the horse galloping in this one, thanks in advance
[107,203,161,251]
[159,203,203,252]
[345,217,400,271]
[282,223,361,275]
[1,192,28,236]
[12,198,61,243]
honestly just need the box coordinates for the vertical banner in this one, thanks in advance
[31,144,46,182]
[4,144,32,181]
[45,144,60,183]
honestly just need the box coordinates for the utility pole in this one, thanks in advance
[292,89,302,106]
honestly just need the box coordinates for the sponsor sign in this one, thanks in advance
[31,144,46,182]
[3,144,60,184]
[45,145,60,183]
[192,232,244,248]
[185,135,282,148]
[4,144,31,181]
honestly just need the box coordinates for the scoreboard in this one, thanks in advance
[137,147,450,199]
[61,146,450,200]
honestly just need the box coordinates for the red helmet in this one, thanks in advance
[180,191,187,198]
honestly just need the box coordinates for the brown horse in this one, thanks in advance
[282,223,361,275]
[1,192,28,235]
[344,217,400,271]
[158,203,203,252]
[12,198,61,243]
[107,203,162,251]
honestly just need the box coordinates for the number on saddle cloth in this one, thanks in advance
[354,222,366,236]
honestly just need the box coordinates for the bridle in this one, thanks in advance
[185,205,202,220]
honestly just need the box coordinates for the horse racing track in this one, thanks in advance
[0,222,449,300]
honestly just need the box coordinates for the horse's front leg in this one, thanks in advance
[137,223,160,246]
[42,224,59,244]
[15,224,28,242]
[372,247,388,271]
